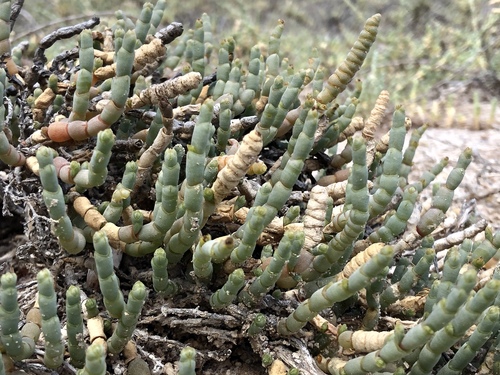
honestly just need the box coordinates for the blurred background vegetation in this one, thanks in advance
[11,0,500,128]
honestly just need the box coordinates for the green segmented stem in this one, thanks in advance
[222,59,242,105]
[317,14,381,105]
[239,231,299,306]
[150,184,178,238]
[209,268,245,309]
[268,19,284,56]
[272,97,314,185]
[369,185,418,243]
[178,20,205,105]
[70,29,94,122]
[283,205,300,226]
[233,108,317,263]
[246,45,262,97]
[115,29,136,77]
[435,148,473,212]
[103,186,130,223]
[45,29,135,142]
[430,247,467,310]
[204,158,219,185]
[231,206,268,263]
[260,36,282,98]
[0,273,35,360]
[37,269,64,369]
[148,0,166,35]
[93,231,125,319]
[437,306,500,375]
[149,148,180,237]
[134,2,153,44]
[12,42,25,66]
[164,100,214,263]
[417,148,472,236]
[390,256,411,283]
[114,21,126,37]
[212,38,234,99]
[301,136,369,281]
[201,13,214,49]
[193,235,236,280]
[107,281,147,354]
[129,210,143,238]
[380,248,435,309]
[36,146,86,254]
[77,342,106,375]
[151,248,177,295]
[278,246,394,335]
[260,245,273,260]
[190,19,205,75]
[248,313,267,336]
[412,157,448,194]
[369,106,406,218]
[410,279,500,375]
[312,101,357,155]
[400,124,427,182]
[121,161,137,205]
[253,181,272,207]
[52,94,64,113]
[85,298,99,319]
[363,280,382,330]
[47,73,58,93]
[0,0,11,55]
[73,129,115,189]
[123,236,164,259]
[281,58,293,81]
[179,346,196,375]
[66,285,85,368]
[257,75,284,144]
[0,68,25,166]
[341,269,477,374]
[330,140,352,169]
[115,11,135,31]
[470,228,500,270]
[103,161,136,220]
[145,110,164,148]
[165,29,190,69]
[260,71,305,145]
[216,95,233,152]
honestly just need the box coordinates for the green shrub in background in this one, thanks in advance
[1,0,500,374]
[15,0,500,127]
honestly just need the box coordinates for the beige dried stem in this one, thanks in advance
[339,329,394,353]
[211,129,263,205]
[134,101,175,191]
[338,116,365,143]
[302,185,328,251]
[385,290,429,316]
[364,90,390,168]
[94,35,168,81]
[339,242,385,279]
[127,72,202,109]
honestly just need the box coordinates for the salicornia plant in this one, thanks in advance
[0,1,497,374]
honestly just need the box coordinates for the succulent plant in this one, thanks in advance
[0,1,498,374]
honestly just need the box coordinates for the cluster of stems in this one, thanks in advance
[1,2,497,374]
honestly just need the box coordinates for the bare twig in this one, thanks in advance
[33,17,100,65]
[10,0,24,31]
